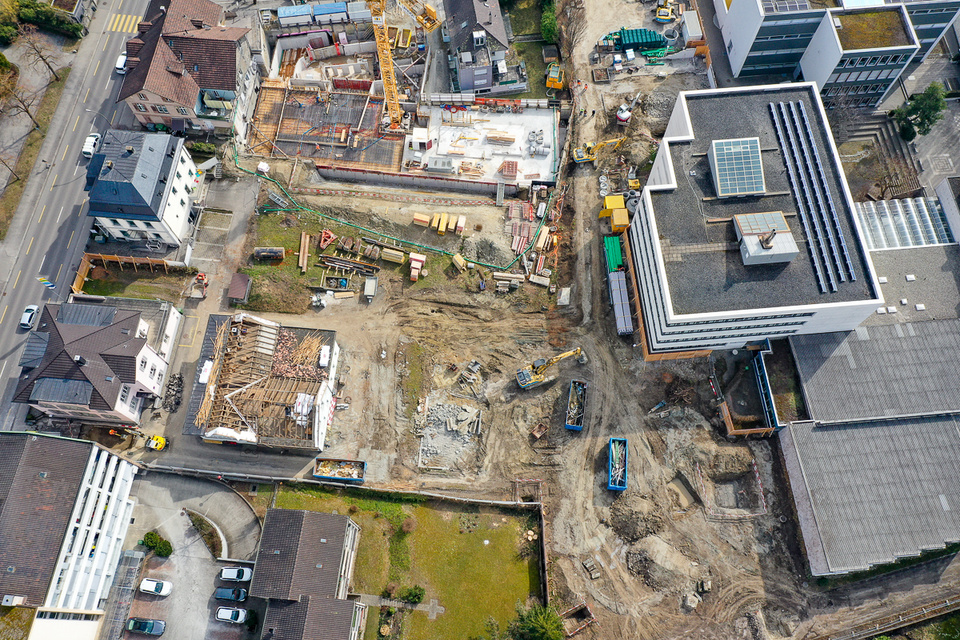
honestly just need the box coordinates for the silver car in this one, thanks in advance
[19,305,39,330]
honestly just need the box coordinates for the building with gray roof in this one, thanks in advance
[85,130,199,248]
[626,83,882,357]
[251,509,366,640]
[0,432,137,640]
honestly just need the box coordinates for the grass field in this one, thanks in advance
[81,265,190,303]
[0,68,71,240]
[504,0,543,36]
[512,42,548,100]
[274,485,541,640]
[0,605,34,640]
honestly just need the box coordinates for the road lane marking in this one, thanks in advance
[84,88,90,103]
[0,362,5,381]
[0,306,6,324]
[94,60,100,76]
[111,110,117,124]
[49,175,57,191]
[61,146,69,162]
[56,264,63,281]
[26,237,34,255]
[37,205,46,223]
[56,206,63,223]
[40,253,47,270]
[73,115,80,131]
[69,230,75,245]
[104,34,110,49]
[13,270,21,289]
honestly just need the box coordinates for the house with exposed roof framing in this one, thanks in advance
[191,314,340,450]
[117,0,259,139]
[623,83,882,360]
[14,302,180,425]
[0,432,138,640]
[250,509,366,640]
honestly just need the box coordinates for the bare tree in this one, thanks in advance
[0,151,21,182]
[0,69,42,128]
[826,94,870,145]
[18,24,61,82]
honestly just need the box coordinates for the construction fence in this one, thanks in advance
[71,253,177,294]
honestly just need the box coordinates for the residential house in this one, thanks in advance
[714,0,960,106]
[442,0,528,95]
[250,509,366,640]
[14,302,181,425]
[117,0,259,140]
[624,83,882,358]
[85,130,199,247]
[0,432,138,640]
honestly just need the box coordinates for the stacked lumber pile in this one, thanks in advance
[271,330,328,380]
[505,202,536,255]
[486,131,515,145]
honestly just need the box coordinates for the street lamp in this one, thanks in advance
[85,108,113,127]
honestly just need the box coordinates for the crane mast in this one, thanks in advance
[368,0,403,129]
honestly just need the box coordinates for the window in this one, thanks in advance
[135,103,146,112]
[177,107,188,115]
[157,372,164,386]
[868,57,879,65]
[153,233,163,239]
[172,186,178,194]
[856,58,867,67]
[157,105,169,114]
[180,199,186,206]
[149,364,157,378]
[144,221,154,229]
[127,220,137,227]
[119,385,130,404]
[180,157,186,164]
[176,171,182,179]
[139,358,147,371]
[110,219,121,226]
[163,97,173,102]
[138,93,147,100]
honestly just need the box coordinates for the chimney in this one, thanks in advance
[106,160,113,168]
[127,40,143,57]
[759,228,777,250]
[487,11,492,23]
[137,21,152,34]
[125,145,135,153]
[160,4,166,12]
[74,355,87,366]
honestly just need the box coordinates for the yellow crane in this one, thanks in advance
[397,0,441,31]
[368,0,403,129]
[516,347,586,389]
[573,137,626,164]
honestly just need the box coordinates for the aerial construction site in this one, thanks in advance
[170,0,960,635]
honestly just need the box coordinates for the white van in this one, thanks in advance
[115,52,127,74]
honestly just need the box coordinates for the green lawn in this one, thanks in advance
[511,42,548,100]
[504,0,543,36]
[0,606,34,640]
[274,486,541,640]
[82,268,189,303]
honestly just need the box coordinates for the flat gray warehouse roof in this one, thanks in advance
[780,416,960,575]
[790,319,960,422]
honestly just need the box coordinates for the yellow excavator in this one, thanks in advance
[573,137,626,164]
[516,347,587,389]
[397,0,441,31]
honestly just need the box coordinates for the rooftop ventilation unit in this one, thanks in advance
[74,355,87,366]
[734,212,799,265]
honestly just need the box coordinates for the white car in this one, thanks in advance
[215,607,247,624]
[81,133,101,159]
[138,578,172,596]
[19,305,39,330]
[115,52,127,74]
[218,567,252,582]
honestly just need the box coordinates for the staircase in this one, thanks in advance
[844,113,922,197]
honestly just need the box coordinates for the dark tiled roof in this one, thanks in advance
[0,433,92,606]
[444,0,508,50]
[250,509,350,601]
[118,0,248,104]
[261,597,359,640]
[14,304,147,413]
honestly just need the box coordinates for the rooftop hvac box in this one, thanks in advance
[278,4,314,27]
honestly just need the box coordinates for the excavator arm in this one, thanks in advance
[535,348,583,375]
[368,0,403,129]
[397,0,441,31]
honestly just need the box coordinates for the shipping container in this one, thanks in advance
[565,380,587,430]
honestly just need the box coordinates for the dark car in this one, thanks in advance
[214,587,247,602]
[127,618,165,636]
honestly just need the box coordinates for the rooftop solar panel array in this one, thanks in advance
[712,138,766,197]
[769,101,857,293]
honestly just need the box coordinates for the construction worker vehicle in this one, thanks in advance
[145,435,168,451]
[573,138,626,164]
[516,347,587,390]
[654,0,682,23]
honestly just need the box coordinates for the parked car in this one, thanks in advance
[218,566,253,582]
[214,587,247,602]
[139,578,172,596]
[81,133,101,159]
[19,305,39,330]
[115,52,127,74]
[216,607,248,624]
[127,618,166,636]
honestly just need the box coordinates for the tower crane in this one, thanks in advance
[368,0,403,129]
[516,347,587,389]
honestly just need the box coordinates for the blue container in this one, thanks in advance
[607,438,627,491]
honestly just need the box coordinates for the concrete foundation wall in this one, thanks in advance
[315,165,519,196]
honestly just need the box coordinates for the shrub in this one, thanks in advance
[899,121,917,142]
[187,141,217,155]
[398,585,425,604]
[154,539,173,557]
[0,25,17,45]
[244,609,258,632]
[540,3,557,43]
[401,517,416,534]
[18,0,83,38]
[382,583,398,598]
[143,531,161,549]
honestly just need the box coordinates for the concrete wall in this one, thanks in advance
[314,165,519,196]
[722,0,765,75]
[799,14,841,89]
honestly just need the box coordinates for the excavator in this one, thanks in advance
[516,347,587,389]
[397,0,441,32]
[573,137,626,164]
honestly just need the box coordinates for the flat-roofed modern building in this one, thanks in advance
[625,83,882,358]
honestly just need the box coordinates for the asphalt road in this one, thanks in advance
[0,0,153,430]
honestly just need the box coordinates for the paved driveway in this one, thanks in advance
[119,472,262,640]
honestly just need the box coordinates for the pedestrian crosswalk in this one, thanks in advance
[107,13,141,33]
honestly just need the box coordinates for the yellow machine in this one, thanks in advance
[516,347,586,389]
[145,435,167,451]
[573,137,626,164]
[546,62,565,90]
[397,0,441,31]
[368,0,403,128]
